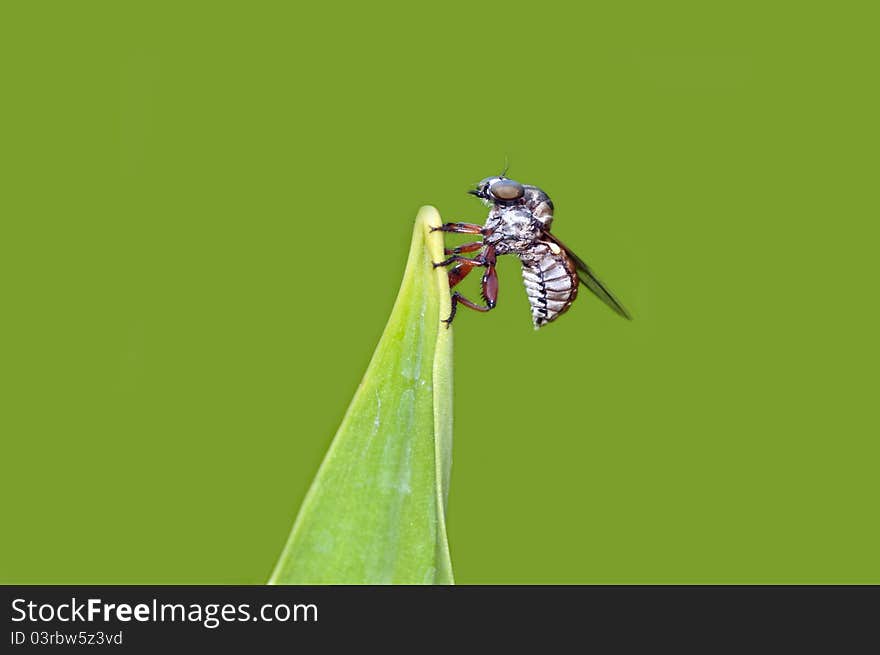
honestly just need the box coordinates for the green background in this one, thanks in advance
[2,2,877,583]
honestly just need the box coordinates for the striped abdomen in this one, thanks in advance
[519,241,579,328]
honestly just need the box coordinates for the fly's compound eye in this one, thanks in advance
[489,180,525,201]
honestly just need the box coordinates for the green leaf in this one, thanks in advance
[268,206,454,584]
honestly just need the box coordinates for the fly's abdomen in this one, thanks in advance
[519,241,579,329]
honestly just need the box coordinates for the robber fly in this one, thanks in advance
[432,175,632,328]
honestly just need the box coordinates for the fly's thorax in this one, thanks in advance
[484,205,542,255]
[522,185,554,230]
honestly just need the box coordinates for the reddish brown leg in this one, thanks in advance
[435,254,485,289]
[431,222,489,235]
[480,246,498,308]
[445,241,483,255]
[433,242,489,288]
[443,246,498,327]
[448,260,479,288]
[433,254,484,268]
[432,225,492,288]
[444,292,491,326]
[481,266,499,309]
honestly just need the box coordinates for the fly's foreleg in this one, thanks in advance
[430,222,488,235]
[432,225,493,288]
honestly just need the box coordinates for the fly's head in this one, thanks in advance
[468,176,525,208]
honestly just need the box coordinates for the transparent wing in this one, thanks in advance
[544,232,633,320]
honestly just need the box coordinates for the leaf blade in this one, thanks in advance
[269,206,453,584]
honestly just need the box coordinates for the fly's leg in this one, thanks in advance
[430,222,488,235]
[444,241,483,255]
[434,254,484,289]
[480,246,499,308]
[431,224,494,287]
[433,254,483,268]
[442,246,498,327]
[447,260,479,288]
[445,292,491,326]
